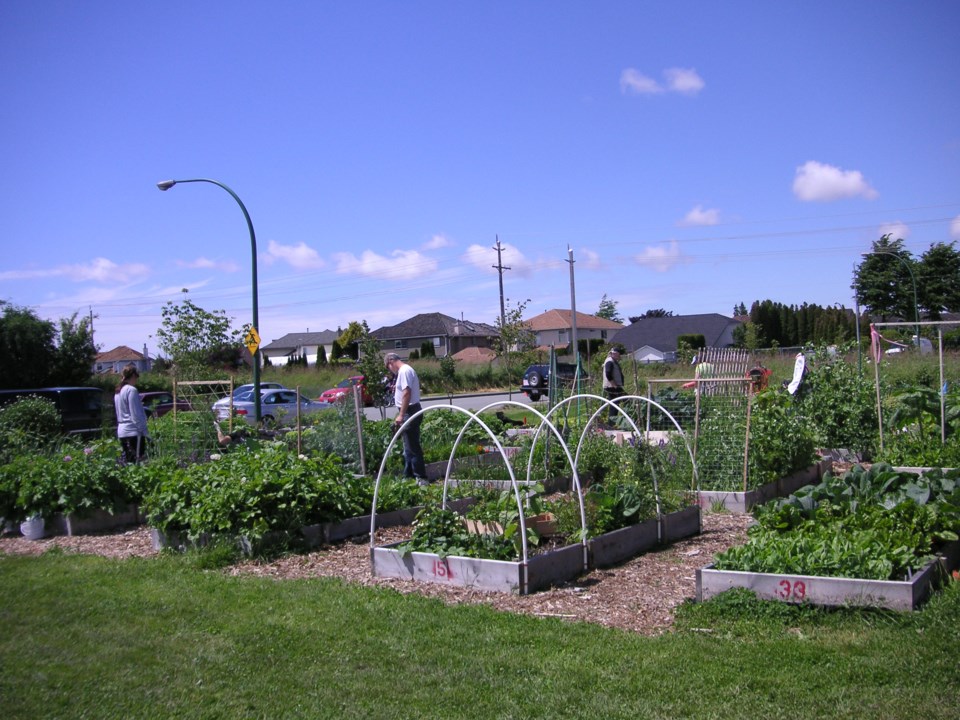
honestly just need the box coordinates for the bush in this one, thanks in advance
[0,396,61,462]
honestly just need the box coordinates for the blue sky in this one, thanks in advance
[2,2,959,356]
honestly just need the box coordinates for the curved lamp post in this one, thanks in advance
[157,178,261,423]
[862,249,920,345]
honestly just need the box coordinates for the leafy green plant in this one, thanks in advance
[397,504,518,561]
[0,395,61,463]
[715,464,960,580]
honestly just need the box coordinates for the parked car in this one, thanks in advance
[232,381,285,398]
[140,391,193,418]
[212,388,332,427]
[318,376,374,407]
[519,363,586,401]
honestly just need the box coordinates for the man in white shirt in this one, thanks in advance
[384,353,427,483]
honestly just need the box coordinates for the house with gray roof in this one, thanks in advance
[611,313,742,362]
[260,330,340,366]
[371,313,499,359]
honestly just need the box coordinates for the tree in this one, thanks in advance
[419,340,436,358]
[918,241,960,320]
[628,309,674,323]
[732,321,764,350]
[596,294,623,323]
[336,321,368,361]
[154,293,244,377]
[355,325,390,412]
[0,303,57,388]
[732,302,748,317]
[495,298,536,376]
[316,344,327,367]
[852,235,918,322]
[51,312,98,386]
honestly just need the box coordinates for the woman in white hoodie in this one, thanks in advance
[114,363,148,463]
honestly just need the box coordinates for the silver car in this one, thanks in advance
[213,388,332,427]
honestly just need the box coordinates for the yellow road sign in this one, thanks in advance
[244,327,261,356]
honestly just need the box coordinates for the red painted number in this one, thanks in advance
[776,579,807,601]
[432,560,454,580]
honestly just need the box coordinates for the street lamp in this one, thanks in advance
[157,178,262,423]
[862,249,921,346]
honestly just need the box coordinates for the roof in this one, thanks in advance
[525,309,624,332]
[95,346,146,362]
[372,312,498,340]
[261,330,340,351]
[611,314,742,352]
[450,346,498,364]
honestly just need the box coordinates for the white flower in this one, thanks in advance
[210,453,222,461]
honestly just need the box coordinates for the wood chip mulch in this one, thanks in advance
[0,511,751,635]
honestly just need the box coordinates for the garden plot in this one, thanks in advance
[696,458,832,513]
[697,464,960,610]
[370,400,703,594]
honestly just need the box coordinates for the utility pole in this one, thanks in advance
[567,246,578,363]
[492,235,510,350]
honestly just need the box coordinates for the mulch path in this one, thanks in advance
[0,511,752,635]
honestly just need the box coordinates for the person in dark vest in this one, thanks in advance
[602,348,625,425]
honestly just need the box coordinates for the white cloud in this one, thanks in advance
[0,257,150,284]
[332,249,437,281]
[678,205,720,226]
[462,243,535,277]
[634,240,685,272]
[664,67,705,95]
[423,234,452,250]
[176,257,241,272]
[620,67,704,96]
[792,161,878,202]
[951,214,960,240]
[620,68,663,94]
[580,248,602,270]
[265,240,325,270]
[878,221,910,241]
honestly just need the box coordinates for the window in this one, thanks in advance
[394,340,407,349]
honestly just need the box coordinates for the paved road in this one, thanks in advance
[361,390,533,421]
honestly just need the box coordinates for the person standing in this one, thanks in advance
[114,363,149,464]
[602,348,625,424]
[384,353,427,483]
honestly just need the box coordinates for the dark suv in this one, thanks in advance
[519,363,586,401]
[0,387,104,438]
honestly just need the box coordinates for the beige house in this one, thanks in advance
[93,345,152,375]
[524,309,623,351]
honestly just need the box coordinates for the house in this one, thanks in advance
[260,330,340,366]
[611,313,742,362]
[93,345,152,375]
[371,313,499,359]
[524,309,623,351]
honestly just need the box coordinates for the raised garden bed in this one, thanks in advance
[696,459,831,513]
[50,505,141,537]
[697,464,960,610]
[370,539,588,594]
[589,505,701,568]
[696,540,960,611]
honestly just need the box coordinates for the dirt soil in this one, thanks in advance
[0,511,751,636]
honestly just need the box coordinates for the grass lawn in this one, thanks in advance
[2,551,959,719]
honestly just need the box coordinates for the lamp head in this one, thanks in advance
[156,180,177,191]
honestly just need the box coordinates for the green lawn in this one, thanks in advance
[2,551,958,719]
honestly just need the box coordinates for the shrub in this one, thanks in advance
[0,396,61,462]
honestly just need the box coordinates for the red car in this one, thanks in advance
[140,391,193,418]
[318,376,373,406]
